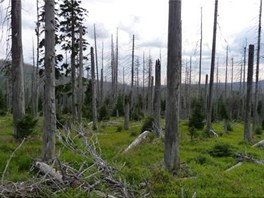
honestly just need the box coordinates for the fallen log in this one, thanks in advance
[234,153,264,166]
[123,131,151,153]
[225,162,243,172]
[210,129,218,138]
[252,139,264,148]
[34,161,63,184]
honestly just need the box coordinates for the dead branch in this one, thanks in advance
[252,139,264,148]
[234,153,264,166]
[225,162,243,172]
[1,138,26,185]
[123,131,151,153]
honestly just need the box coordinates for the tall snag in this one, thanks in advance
[42,0,56,161]
[11,0,25,138]
[165,0,182,172]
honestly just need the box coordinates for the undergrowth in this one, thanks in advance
[1,115,264,197]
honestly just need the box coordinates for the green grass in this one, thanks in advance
[1,114,264,197]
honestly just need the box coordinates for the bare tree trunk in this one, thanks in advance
[115,28,119,101]
[244,44,254,143]
[78,26,84,124]
[224,45,228,99]
[31,41,36,114]
[71,0,77,121]
[91,47,97,130]
[42,0,56,161]
[11,0,25,138]
[153,59,161,136]
[124,95,129,130]
[93,24,100,103]
[100,42,104,106]
[35,0,40,116]
[165,0,181,172]
[198,7,203,93]
[253,0,262,134]
[111,34,116,107]
[206,0,218,133]
[231,57,234,93]
[131,34,135,88]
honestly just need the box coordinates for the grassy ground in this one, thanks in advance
[1,115,264,197]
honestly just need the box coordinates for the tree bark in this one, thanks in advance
[124,95,129,130]
[91,47,97,130]
[78,26,83,124]
[42,0,56,162]
[253,0,262,134]
[244,44,254,143]
[206,0,218,133]
[153,60,161,136]
[11,0,25,138]
[165,0,181,172]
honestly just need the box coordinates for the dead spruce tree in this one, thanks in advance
[11,0,25,138]
[91,47,97,130]
[165,0,182,172]
[244,44,254,143]
[42,0,56,161]
[206,0,218,134]
[153,59,161,136]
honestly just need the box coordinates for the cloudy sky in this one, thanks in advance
[0,0,263,84]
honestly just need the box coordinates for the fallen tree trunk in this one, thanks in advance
[234,153,264,165]
[252,139,264,148]
[123,131,151,153]
[225,162,243,172]
[34,161,63,183]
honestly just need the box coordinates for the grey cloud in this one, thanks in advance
[86,22,110,40]
[139,39,166,49]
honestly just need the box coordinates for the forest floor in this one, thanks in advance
[1,115,264,197]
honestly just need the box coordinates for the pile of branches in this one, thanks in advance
[0,126,148,197]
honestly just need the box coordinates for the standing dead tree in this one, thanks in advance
[165,0,182,172]
[206,0,218,134]
[253,0,262,134]
[91,47,97,130]
[11,0,25,138]
[153,59,161,136]
[244,44,254,143]
[42,0,56,162]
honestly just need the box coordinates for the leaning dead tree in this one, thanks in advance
[11,0,25,138]
[78,26,84,124]
[206,0,218,134]
[165,0,182,172]
[244,44,254,143]
[42,0,56,162]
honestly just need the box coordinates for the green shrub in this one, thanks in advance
[189,98,205,130]
[56,113,69,128]
[208,142,234,157]
[255,126,263,135]
[227,122,233,132]
[16,114,38,139]
[99,105,110,121]
[141,116,154,133]
[188,127,199,141]
[116,125,123,132]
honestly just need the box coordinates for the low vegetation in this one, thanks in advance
[1,115,264,197]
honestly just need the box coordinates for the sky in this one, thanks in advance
[0,0,263,85]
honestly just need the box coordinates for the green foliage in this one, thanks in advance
[56,113,69,128]
[218,96,229,120]
[0,88,7,116]
[16,114,38,139]
[98,105,110,121]
[255,126,263,135]
[116,125,123,132]
[189,97,205,130]
[141,116,154,133]
[188,127,199,141]
[208,142,235,157]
